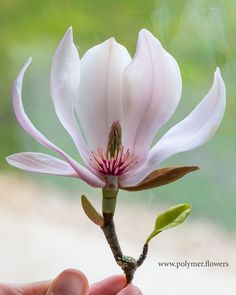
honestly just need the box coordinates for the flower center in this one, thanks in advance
[90,146,137,176]
[90,121,137,176]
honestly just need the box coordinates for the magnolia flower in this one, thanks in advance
[7,28,226,189]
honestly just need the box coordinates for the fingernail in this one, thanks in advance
[48,270,88,295]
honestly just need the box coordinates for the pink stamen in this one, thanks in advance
[90,145,138,176]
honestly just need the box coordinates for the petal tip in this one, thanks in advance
[138,28,162,49]
[139,28,151,36]
[106,37,117,45]
[5,156,10,162]
[5,155,15,165]
[138,28,150,42]
[102,37,120,50]
[214,67,225,91]
[66,26,73,33]
[26,57,32,65]
[215,67,221,76]
[63,26,73,42]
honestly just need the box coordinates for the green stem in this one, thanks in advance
[102,188,118,214]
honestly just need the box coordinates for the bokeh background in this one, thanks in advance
[0,0,235,294]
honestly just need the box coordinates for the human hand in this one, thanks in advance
[0,269,143,295]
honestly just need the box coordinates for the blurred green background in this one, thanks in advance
[0,0,235,230]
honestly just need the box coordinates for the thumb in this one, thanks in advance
[46,269,89,295]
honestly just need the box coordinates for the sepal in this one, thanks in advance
[121,166,199,191]
[81,195,104,226]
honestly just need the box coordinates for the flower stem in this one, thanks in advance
[101,184,137,284]
[101,209,138,284]
[101,212,123,260]
[100,180,149,284]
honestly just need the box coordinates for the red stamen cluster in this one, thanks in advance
[90,146,137,176]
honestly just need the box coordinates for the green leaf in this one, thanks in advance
[146,203,192,244]
[81,195,104,227]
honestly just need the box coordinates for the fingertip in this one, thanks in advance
[118,284,143,295]
[90,275,126,295]
[56,268,88,279]
[47,269,89,295]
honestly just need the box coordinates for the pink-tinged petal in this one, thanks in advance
[51,27,90,164]
[6,152,79,177]
[121,68,226,187]
[76,38,131,150]
[12,58,105,188]
[123,29,182,162]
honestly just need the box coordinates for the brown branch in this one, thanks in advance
[137,243,149,267]
[101,212,138,284]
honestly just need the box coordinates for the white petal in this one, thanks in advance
[121,68,226,186]
[51,27,90,164]
[6,153,79,177]
[122,29,182,161]
[76,38,131,150]
[12,58,105,188]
